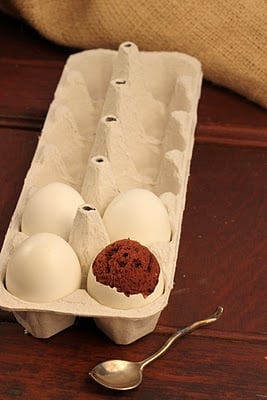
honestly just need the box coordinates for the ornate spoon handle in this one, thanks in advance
[140,306,223,369]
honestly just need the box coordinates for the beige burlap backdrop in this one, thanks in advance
[1,0,267,109]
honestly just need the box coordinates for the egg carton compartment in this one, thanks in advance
[0,42,202,344]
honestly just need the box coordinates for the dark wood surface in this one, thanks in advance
[0,11,266,400]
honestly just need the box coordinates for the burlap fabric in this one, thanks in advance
[1,0,266,109]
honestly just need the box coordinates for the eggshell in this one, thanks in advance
[21,182,84,240]
[87,265,164,310]
[5,233,82,302]
[102,188,171,246]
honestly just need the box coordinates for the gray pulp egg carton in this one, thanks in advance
[0,42,202,344]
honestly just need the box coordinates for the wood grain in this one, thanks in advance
[162,143,267,333]
[0,128,38,247]
[0,321,266,400]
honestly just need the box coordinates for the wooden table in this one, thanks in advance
[0,11,266,400]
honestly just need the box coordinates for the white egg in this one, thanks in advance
[102,188,171,246]
[5,233,81,302]
[21,182,84,240]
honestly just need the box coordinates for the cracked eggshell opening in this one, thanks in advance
[102,188,171,246]
[87,266,164,310]
[21,182,84,241]
[5,233,82,302]
[86,238,165,310]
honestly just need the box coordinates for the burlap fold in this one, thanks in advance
[1,0,267,109]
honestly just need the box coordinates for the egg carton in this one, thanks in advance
[0,42,202,344]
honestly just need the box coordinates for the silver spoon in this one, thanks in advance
[89,305,223,390]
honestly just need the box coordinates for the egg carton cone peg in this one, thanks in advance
[89,114,142,191]
[111,41,146,92]
[69,204,110,288]
[81,155,119,215]
[101,79,162,179]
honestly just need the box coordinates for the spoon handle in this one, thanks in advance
[140,306,223,369]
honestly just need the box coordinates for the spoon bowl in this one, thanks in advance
[90,359,143,390]
[89,306,223,390]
